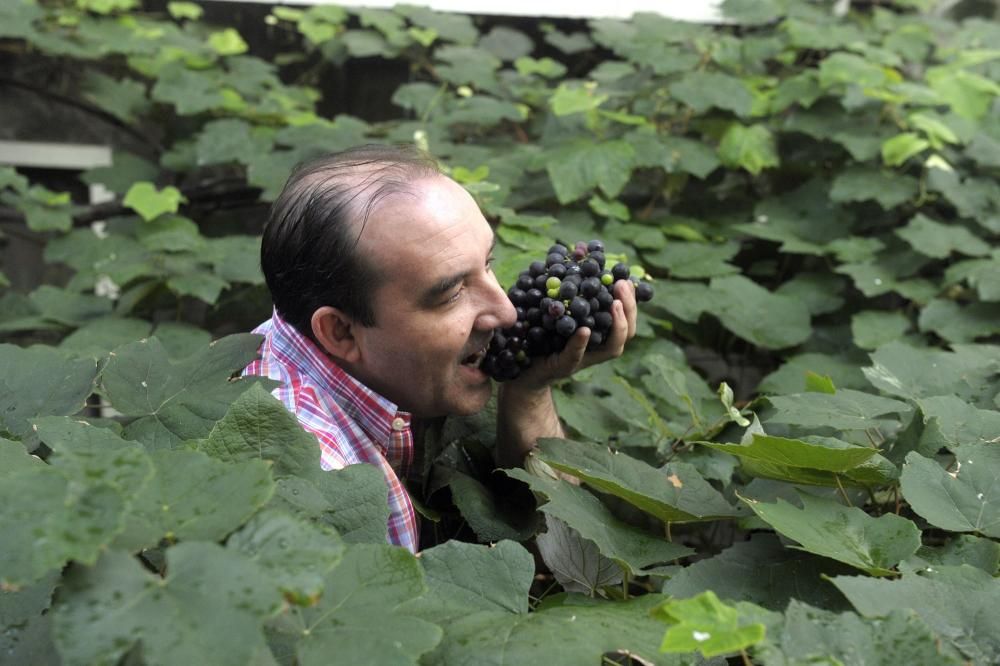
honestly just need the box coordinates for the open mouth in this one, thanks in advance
[460,333,493,369]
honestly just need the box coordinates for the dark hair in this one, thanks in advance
[261,144,441,338]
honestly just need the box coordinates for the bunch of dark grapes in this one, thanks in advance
[482,240,654,381]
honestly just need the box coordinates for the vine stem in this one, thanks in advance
[834,474,853,507]
[740,648,753,666]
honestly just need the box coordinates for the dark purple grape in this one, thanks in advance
[611,262,630,281]
[533,274,548,290]
[597,289,614,310]
[526,307,542,326]
[588,297,600,313]
[527,326,547,344]
[516,274,534,291]
[546,252,565,267]
[558,281,578,300]
[580,258,600,277]
[525,288,543,306]
[529,260,547,277]
[580,277,601,299]
[481,354,497,376]
[547,262,566,279]
[491,332,507,351]
[572,247,586,261]
[541,314,556,331]
[587,240,604,253]
[587,330,605,350]
[564,273,582,286]
[540,297,553,311]
[511,321,526,337]
[636,281,654,302]
[498,349,516,368]
[508,287,526,307]
[589,251,606,269]
[569,296,590,320]
[515,306,526,321]
[594,311,613,331]
[548,300,565,318]
[564,263,582,278]
[555,315,577,337]
[548,243,568,255]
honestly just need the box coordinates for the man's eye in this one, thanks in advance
[447,287,464,303]
[486,255,496,271]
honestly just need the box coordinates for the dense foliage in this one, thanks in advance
[2,0,1000,663]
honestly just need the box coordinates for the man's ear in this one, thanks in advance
[311,306,361,364]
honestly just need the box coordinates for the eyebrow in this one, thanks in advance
[419,234,497,306]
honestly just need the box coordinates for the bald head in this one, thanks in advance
[261,144,441,338]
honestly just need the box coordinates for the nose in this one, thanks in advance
[478,273,517,331]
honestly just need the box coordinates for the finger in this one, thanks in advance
[602,299,628,355]
[613,279,638,340]
[555,326,590,375]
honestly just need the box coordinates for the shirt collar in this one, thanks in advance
[269,309,412,447]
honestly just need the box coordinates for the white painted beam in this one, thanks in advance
[206,0,726,22]
[0,141,113,170]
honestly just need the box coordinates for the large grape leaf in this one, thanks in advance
[505,468,692,575]
[199,385,391,544]
[896,213,991,259]
[35,416,153,494]
[427,594,699,666]
[0,571,60,665]
[545,139,635,203]
[448,471,537,542]
[100,334,268,449]
[400,539,535,624]
[663,533,854,611]
[535,438,741,523]
[916,395,1000,449]
[756,601,961,666]
[830,166,919,209]
[906,534,1000,575]
[701,433,878,472]
[668,71,753,117]
[226,510,344,606]
[759,352,869,395]
[537,515,623,595]
[53,545,282,666]
[267,543,441,666]
[112,449,274,551]
[742,492,921,576]
[862,341,1000,407]
[59,317,152,359]
[830,565,1000,663]
[918,299,1000,343]
[766,389,912,430]
[901,447,1000,538]
[653,591,768,658]
[0,344,97,441]
[703,275,812,349]
[0,439,126,587]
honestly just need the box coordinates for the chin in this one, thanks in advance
[450,384,493,417]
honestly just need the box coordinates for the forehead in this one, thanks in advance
[359,176,492,268]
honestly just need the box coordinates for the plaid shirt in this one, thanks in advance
[243,310,418,552]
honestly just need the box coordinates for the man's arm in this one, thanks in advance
[494,280,638,467]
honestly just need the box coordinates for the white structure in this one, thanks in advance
[208,0,726,21]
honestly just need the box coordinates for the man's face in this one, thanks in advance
[349,175,517,417]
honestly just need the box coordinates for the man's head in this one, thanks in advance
[262,144,517,417]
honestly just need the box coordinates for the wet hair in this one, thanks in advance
[261,144,441,339]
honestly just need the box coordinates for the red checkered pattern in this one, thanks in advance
[243,310,418,552]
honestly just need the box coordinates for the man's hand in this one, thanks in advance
[508,279,639,390]
[494,280,638,468]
